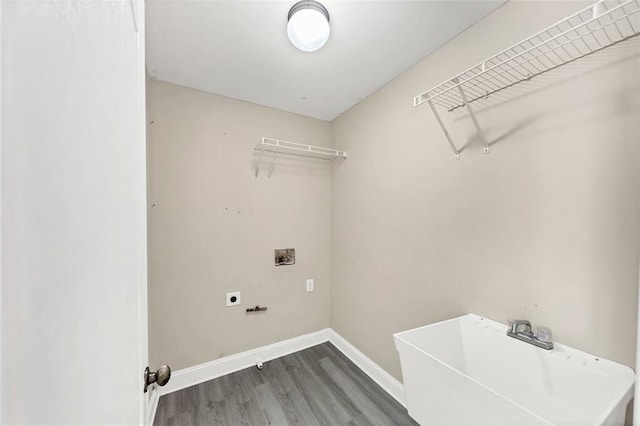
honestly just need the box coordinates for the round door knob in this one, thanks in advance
[155,365,171,386]
[144,365,172,392]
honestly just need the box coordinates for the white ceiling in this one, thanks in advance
[146,1,505,121]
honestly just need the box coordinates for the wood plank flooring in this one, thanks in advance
[154,342,418,426]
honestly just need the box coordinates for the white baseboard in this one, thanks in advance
[159,328,331,396]
[151,328,406,422]
[326,329,406,407]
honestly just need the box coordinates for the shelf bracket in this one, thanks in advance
[592,1,604,19]
[454,78,490,154]
[255,146,265,178]
[428,100,460,160]
[255,146,279,178]
[267,150,277,178]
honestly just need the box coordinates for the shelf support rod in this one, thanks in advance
[454,78,490,154]
[428,100,460,160]
[255,148,264,178]
[267,150,279,178]
[592,0,604,19]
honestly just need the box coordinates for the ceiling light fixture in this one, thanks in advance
[287,0,330,53]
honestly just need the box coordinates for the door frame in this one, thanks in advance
[129,0,150,424]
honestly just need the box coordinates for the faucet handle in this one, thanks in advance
[536,327,552,343]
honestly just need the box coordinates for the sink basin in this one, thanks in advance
[394,314,634,425]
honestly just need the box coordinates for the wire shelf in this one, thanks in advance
[254,137,347,160]
[414,0,640,112]
[253,137,347,177]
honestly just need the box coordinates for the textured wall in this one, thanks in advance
[330,0,640,382]
[147,80,331,370]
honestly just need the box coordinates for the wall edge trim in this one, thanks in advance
[326,329,406,407]
[147,387,160,426]
[158,328,331,396]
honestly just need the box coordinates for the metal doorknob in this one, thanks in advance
[144,365,171,393]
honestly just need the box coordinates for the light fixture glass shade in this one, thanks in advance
[287,1,330,52]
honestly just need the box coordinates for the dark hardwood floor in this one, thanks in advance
[153,342,418,425]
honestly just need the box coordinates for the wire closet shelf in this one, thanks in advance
[254,137,347,160]
[253,137,347,178]
[413,0,640,158]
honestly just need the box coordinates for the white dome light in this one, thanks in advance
[287,1,330,53]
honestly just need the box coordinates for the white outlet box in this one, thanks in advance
[226,291,241,307]
[306,279,314,292]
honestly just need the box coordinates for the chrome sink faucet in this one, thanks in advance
[507,319,554,350]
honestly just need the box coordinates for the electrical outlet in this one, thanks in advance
[306,279,314,292]
[226,291,241,307]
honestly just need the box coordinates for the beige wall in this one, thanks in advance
[147,80,331,370]
[331,0,640,382]
[148,1,640,386]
